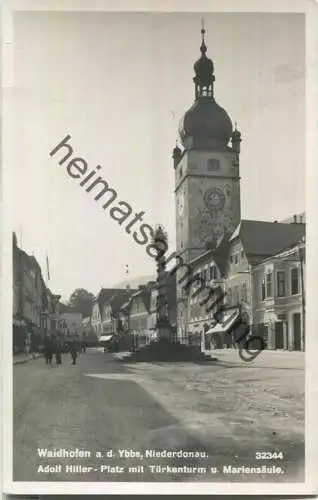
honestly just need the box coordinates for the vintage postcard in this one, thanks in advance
[1,0,317,496]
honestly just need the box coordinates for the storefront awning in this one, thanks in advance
[205,308,240,336]
[99,335,113,342]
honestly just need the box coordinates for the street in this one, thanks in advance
[13,349,304,482]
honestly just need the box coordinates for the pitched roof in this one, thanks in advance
[109,289,138,314]
[59,302,71,313]
[230,220,305,260]
[187,232,231,276]
[128,283,155,312]
[95,288,126,315]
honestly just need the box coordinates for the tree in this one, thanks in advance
[67,288,95,318]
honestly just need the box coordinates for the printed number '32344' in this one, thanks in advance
[255,452,283,460]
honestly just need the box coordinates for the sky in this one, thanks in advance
[11,11,305,301]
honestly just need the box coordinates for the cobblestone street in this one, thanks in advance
[13,349,304,482]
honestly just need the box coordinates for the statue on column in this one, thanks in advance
[153,225,172,339]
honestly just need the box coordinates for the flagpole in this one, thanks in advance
[46,253,50,287]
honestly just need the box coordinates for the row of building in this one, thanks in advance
[12,233,84,353]
[84,215,305,352]
[87,274,177,350]
[180,218,305,352]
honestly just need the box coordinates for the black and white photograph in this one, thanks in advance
[1,0,317,496]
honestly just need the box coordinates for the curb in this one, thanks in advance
[13,354,43,366]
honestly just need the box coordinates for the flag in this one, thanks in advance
[46,255,50,281]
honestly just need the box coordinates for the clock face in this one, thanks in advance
[204,187,226,212]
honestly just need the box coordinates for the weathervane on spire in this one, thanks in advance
[201,17,205,35]
[200,17,207,54]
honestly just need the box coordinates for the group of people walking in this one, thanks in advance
[43,334,86,366]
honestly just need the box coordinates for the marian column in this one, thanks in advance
[153,225,172,340]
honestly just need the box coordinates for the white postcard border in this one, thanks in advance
[1,0,317,496]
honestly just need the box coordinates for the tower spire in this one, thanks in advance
[200,18,207,54]
[193,23,215,99]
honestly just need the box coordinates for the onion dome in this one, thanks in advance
[179,99,233,148]
[178,25,233,149]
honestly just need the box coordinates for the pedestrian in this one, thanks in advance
[55,335,62,364]
[43,335,53,365]
[69,338,78,365]
[24,333,31,357]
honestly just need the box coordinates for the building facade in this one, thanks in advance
[177,219,306,352]
[279,212,306,224]
[12,233,63,352]
[186,250,226,350]
[60,311,83,337]
[101,289,136,336]
[253,239,305,351]
[91,300,102,338]
[127,285,153,348]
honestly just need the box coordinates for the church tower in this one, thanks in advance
[174,26,241,264]
[173,25,242,343]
